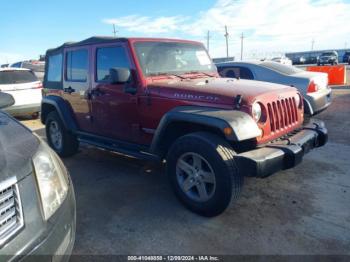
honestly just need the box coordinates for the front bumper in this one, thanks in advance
[306,88,332,115]
[22,183,76,262]
[319,59,336,64]
[2,176,76,262]
[235,119,328,178]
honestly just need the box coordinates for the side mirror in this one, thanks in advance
[0,92,15,109]
[109,67,131,84]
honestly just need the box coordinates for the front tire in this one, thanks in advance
[45,111,79,157]
[166,132,243,217]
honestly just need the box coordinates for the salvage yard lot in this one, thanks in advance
[23,88,350,255]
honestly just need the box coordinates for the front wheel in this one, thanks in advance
[45,111,79,157]
[166,132,243,217]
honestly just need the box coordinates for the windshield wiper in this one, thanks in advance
[185,71,216,77]
[148,72,187,79]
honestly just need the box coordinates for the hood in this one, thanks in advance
[0,111,38,182]
[147,77,298,106]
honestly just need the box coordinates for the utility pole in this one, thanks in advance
[311,39,315,51]
[206,30,210,53]
[224,25,229,58]
[113,24,117,37]
[240,32,244,60]
[345,42,348,49]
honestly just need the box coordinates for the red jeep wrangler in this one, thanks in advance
[41,37,327,216]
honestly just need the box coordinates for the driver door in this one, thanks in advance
[89,43,139,142]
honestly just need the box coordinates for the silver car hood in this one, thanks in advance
[0,111,38,182]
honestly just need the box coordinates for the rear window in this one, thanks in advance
[260,61,303,75]
[47,54,63,82]
[0,70,38,84]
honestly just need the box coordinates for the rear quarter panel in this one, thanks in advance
[254,67,308,96]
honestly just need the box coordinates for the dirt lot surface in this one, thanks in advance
[24,89,350,255]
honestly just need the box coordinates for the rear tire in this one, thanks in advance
[45,111,79,157]
[166,132,243,217]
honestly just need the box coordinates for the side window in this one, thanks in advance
[240,67,254,80]
[66,49,88,82]
[96,46,130,82]
[47,54,63,82]
[11,62,22,68]
[218,67,238,78]
[219,66,253,80]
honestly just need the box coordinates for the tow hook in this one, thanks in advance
[234,95,243,109]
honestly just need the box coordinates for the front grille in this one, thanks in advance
[267,97,298,132]
[0,177,24,246]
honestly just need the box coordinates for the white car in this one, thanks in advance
[271,56,292,66]
[0,68,42,118]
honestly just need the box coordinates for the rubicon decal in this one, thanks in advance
[174,93,220,101]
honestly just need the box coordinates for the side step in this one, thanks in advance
[77,132,160,162]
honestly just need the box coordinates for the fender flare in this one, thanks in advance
[303,98,313,115]
[150,106,261,156]
[41,96,78,132]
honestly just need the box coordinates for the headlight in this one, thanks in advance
[252,102,262,122]
[33,141,69,220]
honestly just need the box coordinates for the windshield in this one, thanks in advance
[321,52,336,56]
[134,41,216,76]
[261,61,303,75]
[0,70,38,84]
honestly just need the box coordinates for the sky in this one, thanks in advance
[0,0,350,64]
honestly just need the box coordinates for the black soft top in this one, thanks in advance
[46,36,128,54]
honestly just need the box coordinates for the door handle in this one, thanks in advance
[64,86,75,94]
